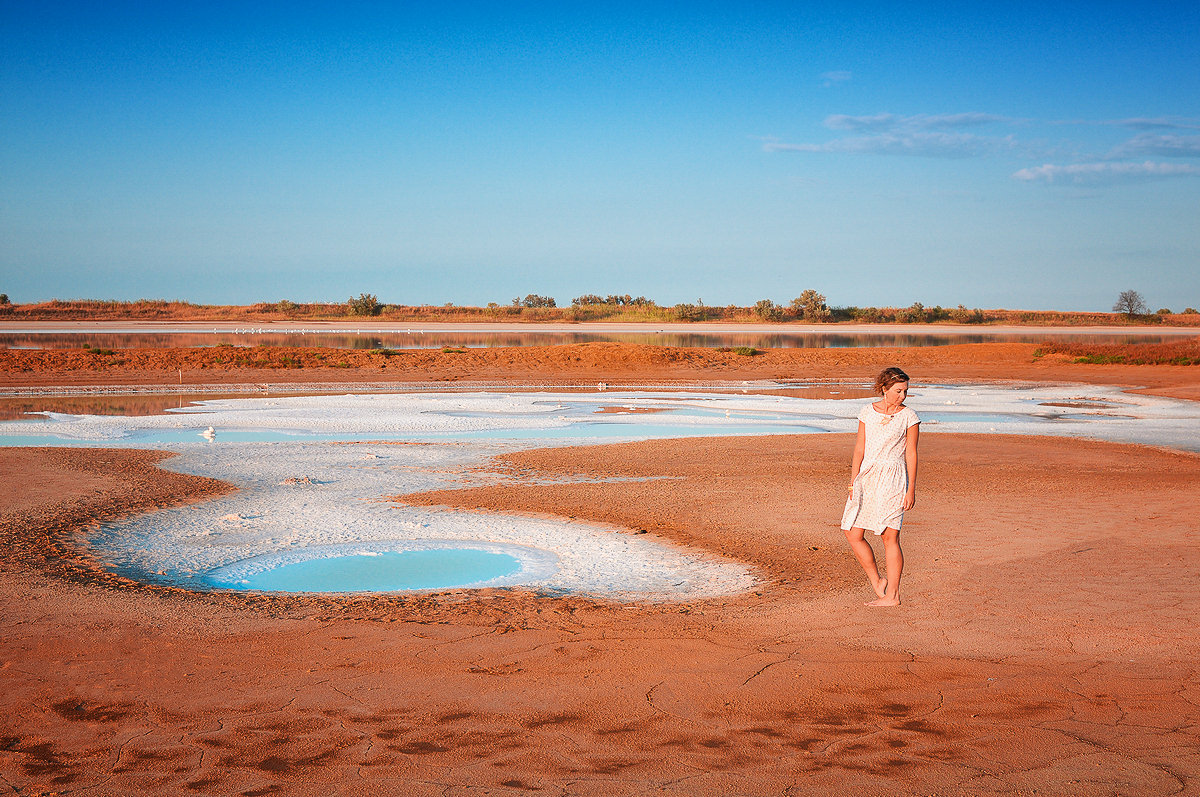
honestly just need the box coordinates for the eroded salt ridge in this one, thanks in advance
[93,440,759,600]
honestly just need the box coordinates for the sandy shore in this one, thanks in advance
[3,345,1200,794]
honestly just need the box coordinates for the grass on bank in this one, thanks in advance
[1033,340,1200,365]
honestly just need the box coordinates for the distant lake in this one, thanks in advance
[0,322,1193,350]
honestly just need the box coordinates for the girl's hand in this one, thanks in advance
[903,491,916,510]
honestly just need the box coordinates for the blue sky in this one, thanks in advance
[2,1,1198,311]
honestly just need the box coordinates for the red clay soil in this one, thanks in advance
[2,341,1199,400]
[2,430,1199,794]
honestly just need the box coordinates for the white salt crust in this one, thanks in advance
[92,438,758,600]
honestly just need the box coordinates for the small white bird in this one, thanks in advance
[200,426,216,440]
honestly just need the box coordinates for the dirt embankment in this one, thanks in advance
[1,341,1199,399]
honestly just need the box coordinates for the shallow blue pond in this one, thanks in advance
[215,549,523,593]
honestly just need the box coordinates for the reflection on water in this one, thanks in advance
[1,329,1189,350]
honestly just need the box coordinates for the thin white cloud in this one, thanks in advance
[1109,133,1200,158]
[1108,117,1200,131]
[915,113,1015,129]
[1012,161,1200,185]
[820,70,852,87]
[765,131,1016,158]
[823,113,897,131]
[763,112,1199,168]
[1050,117,1200,130]
[824,112,1013,131]
[765,112,1022,157]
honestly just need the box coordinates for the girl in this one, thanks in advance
[841,367,919,606]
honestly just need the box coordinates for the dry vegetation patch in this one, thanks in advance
[1033,339,1200,365]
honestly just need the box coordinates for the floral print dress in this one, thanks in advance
[840,404,920,535]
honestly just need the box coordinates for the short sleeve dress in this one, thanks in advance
[840,404,920,535]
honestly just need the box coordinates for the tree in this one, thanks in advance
[0,294,9,305]
[1113,290,1147,316]
[790,289,830,321]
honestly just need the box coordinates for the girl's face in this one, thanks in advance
[883,381,909,405]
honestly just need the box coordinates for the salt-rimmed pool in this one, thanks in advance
[2,384,1198,599]
[206,541,549,593]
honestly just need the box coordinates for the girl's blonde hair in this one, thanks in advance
[873,367,910,395]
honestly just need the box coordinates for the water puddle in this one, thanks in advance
[205,541,551,593]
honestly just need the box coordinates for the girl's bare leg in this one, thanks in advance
[866,527,902,606]
[843,526,887,598]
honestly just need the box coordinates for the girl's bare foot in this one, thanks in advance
[872,577,888,599]
[865,596,901,607]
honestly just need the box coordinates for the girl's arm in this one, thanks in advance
[848,421,866,491]
[903,423,920,509]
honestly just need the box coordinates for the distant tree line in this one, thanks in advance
[515,294,557,308]
[3,288,1196,323]
[571,294,654,307]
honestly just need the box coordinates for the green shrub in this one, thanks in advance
[731,346,759,356]
[520,294,556,308]
[754,299,783,321]
[898,302,928,323]
[790,290,831,321]
[347,293,382,316]
[949,305,985,324]
[673,302,707,321]
[853,306,890,323]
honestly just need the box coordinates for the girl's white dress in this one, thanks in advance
[841,404,920,535]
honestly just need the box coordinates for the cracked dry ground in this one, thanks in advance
[2,433,1199,796]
